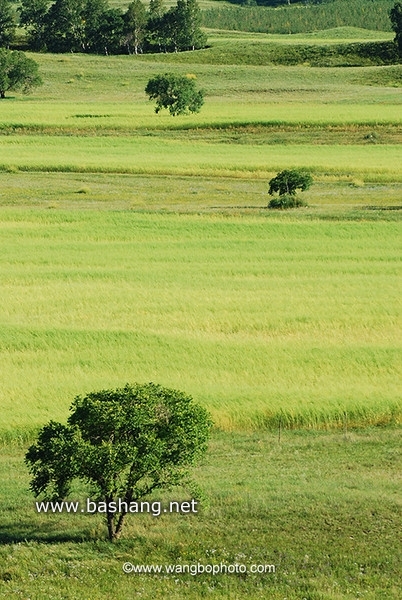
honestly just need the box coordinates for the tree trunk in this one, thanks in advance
[114,512,127,540]
[106,510,115,541]
[106,510,127,541]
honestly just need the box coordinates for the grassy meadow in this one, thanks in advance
[0,210,401,437]
[1,428,401,599]
[0,17,401,600]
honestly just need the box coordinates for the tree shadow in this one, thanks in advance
[0,520,103,545]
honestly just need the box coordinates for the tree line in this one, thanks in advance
[0,0,206,55]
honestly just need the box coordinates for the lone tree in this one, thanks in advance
[0,49,42,98]
[25,383,212,541]
[390,2,402,57]
[145,72,204,115]
[268,169,312,209]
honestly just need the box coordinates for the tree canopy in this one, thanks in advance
[268,169,313,197]
[25,383,212,541]
[145,72,204,115]
[17,0,207,55]
[0,49,42,98]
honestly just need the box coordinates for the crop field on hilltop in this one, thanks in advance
[202,0,396,34]
[0,15,401,600]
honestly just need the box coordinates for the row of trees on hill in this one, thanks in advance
[0,0,206,55]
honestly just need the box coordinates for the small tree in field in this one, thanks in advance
[145,72,204,115]
[268,169,312,209]
[0,49,42,98]
[25,383,212,541]
[390,2,402,57]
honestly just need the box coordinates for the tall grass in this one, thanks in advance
[0,35,400,436]
[0,211,400,438]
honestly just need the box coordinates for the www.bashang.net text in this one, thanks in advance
[35,498,198,516]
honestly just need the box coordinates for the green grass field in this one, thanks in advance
[0,210,400,436]
[1,428,401,599]
[1,136,402,179]
[0,21,401,600]
[0,35,400,182]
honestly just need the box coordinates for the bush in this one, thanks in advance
[268,194,307,210]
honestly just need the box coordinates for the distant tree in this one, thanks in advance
[166,0,205,52]
[43,0,86,53]
[171,0,190,51]
[156,7,179,52]
[149,0,164,19]
[89,7,124,54]
[0,0,15,48]
[390,2,402,56]
[19,0,50,51]
[150,0,205,53]
[268,169,312,208]
[145,72,204,115]
[181,0,206,51]
[124,0,148,54]
[146,0,165,51]
[0,49,42,98]
[82,0,109,52]
[25,383,212,542]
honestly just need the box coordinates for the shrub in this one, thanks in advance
[0,49,42,99]
[268,194,307,210]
